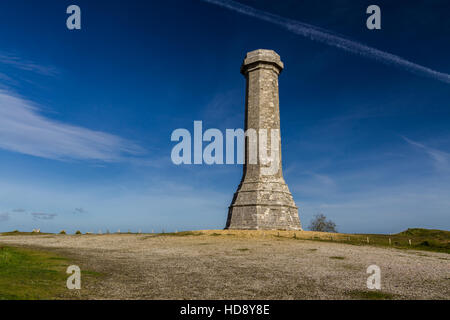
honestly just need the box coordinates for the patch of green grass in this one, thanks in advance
[0,246,70,299]
[341,264,360,271]
[0,231,52,236]
[48,256,67,261]
[0,246,101,300]
[344,228,450,254]
[348,290,395,300]
[329,256,345,260]
[397,228,449,238]
[210,233,222,236]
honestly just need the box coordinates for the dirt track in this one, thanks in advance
[1,232,449,299]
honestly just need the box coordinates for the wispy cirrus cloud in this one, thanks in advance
[0,52,58,77]
[403,136,450,172]
[31,212,57,220]
[0,89,145,162]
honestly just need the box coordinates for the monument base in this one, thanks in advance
[226,179,303,231]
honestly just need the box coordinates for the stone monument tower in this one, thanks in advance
[226,49,302,230]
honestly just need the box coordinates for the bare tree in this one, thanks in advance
[308,213,337,233]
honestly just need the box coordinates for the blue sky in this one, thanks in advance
[0,0,449,234]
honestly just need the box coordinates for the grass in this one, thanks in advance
[0,246,101,300]
[352,228,450,254]
[0,246,71,299]
[0,231,52,236]
[397,228,449,238]
[348,290,395,300]
[329,256,345,260]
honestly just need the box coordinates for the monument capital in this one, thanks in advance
[241,49,284,75]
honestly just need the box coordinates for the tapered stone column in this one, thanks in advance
[226,49,302,230]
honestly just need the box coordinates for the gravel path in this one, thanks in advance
[1,233,449,299]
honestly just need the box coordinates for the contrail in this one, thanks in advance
[201,0,450,85]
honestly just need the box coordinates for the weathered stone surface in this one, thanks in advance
[226,49,302,230]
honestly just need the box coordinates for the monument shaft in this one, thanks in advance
[226,49,302,230]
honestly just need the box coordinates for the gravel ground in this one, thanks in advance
[1,232,449,300]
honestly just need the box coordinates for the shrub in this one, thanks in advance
[75,230,82,235]
[59,230,66,235]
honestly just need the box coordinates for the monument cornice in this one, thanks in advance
[240,49,284,75]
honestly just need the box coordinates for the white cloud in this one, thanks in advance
[0,90,145,162]
[403,136,450,172]
[0,52,58,76]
